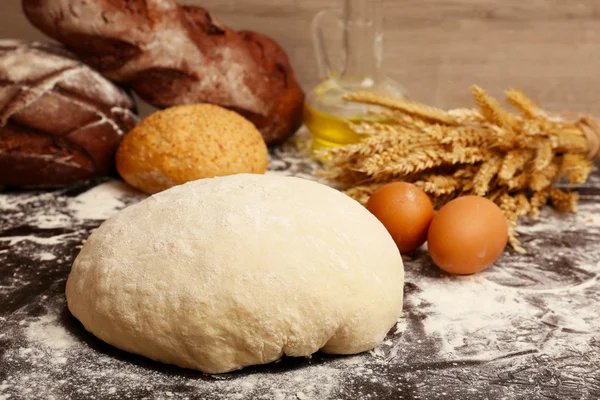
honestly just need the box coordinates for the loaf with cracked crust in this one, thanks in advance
[0,39,138,188]
[22,0,305,144]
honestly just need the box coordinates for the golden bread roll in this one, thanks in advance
[116,104,268,194]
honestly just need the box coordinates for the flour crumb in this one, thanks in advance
[273,389,286,400]
[296,392,308,400]
[240,381,254,389]
[394,319,407,335]
[369,346,385,359]
[38,252,57,261]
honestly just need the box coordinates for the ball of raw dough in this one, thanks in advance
[116,104,268,194]
[66,174,404,374]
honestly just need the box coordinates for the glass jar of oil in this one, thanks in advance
[305,0,405,152]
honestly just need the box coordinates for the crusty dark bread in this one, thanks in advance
[22,0,305,144]
[0,40,138,188]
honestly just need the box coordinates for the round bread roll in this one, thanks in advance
[116,104,268,194]
[66,174,404,374]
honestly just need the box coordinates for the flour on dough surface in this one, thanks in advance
[65,174,404,373]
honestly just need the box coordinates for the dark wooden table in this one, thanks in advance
[1,143,599,400]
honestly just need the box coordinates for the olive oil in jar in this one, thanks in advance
[304,103,388,151]
[306,0,405,153]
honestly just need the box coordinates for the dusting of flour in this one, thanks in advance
[0,180,146,277]
[67,181,144,221]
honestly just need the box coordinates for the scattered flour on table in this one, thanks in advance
[25,314,76,352]
[418,275,534,356]
[514,202,600,235]
[399,256,600,364]
[0,192,51,212]
[67,181,146,221]
[24,212,72,229]
[0,233,76,246]
[0,181,144,231]
[0,180,146,271]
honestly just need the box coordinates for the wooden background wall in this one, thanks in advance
[2,0,600,116]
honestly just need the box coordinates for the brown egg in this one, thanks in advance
[427,196,508,275]
[366,182,434,254]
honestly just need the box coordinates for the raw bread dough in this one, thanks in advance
[66,174,404,374]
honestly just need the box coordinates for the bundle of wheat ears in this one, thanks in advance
[317,85,600,253]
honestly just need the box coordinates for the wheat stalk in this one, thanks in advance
[317,85,598,253]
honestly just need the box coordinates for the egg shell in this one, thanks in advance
[366,182,434,254]
[427,196,508,275]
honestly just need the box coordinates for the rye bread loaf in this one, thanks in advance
[22,0,305,144]
[0,39,138,188]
